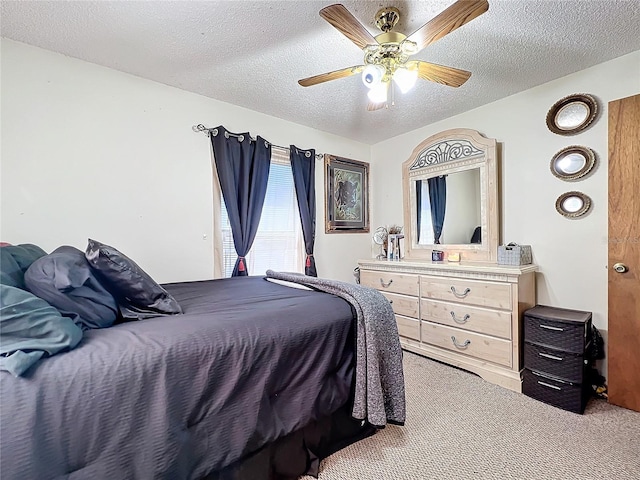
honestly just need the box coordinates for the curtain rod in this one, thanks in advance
[193,124,324,160]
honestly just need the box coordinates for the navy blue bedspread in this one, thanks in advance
[0,276,355,479]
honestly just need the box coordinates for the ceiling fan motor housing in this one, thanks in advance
[375,7,400,33]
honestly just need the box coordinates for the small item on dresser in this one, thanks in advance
[497,243,532,265]
[447,252,460,262]
[387,234,404,261]
[387,235,396,260]
[431,250,444,262]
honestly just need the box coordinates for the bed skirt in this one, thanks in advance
[204,404,376,480]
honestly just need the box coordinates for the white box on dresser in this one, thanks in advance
[358,259,537,392]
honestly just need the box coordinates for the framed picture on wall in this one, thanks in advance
[325,154,369,233]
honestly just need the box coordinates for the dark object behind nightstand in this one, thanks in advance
[523,305,593,414]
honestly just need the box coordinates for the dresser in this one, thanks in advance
[358,259,537,392]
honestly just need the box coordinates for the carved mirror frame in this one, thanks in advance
[550,145,596,181]
[546,93,598,136]
[403,128,499,263]
[555,191,592,219]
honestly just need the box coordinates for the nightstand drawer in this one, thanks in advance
[421,298,512,339]
[420,276,512,310]
[523,369,588,414]
[524,342,586,383]
[360,270,419,296]
[524,306,591,354]
[421,321,512,367]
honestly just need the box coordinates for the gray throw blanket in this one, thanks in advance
[266,270,405,428]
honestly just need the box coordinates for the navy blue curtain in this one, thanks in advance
[416,181,422,243]
[210,126,271,276]
[290,146,317,276]
[428,176,447,244]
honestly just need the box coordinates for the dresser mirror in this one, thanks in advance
[403,128,499,263]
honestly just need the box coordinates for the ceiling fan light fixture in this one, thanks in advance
[367,81,388,103]
[361,64,385,88]
[393,67,418,94]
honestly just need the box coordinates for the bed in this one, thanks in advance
[1,273,402,479]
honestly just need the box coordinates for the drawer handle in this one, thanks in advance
[450,336,471,349]
[538,352,563,361]
[450,286,471,298]
[537,381,562,391]
[380,278,393,288]
[539,324,564,332]
[450,311,470,324]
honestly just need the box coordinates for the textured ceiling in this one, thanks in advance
[2,1,639,144]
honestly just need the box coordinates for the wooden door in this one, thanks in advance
[608,93,640,412]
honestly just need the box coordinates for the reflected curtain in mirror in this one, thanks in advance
[428,176,447,244]
[211,126,271,276]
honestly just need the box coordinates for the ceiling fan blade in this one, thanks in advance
[405,0,489,53]
[298,65,364,87]
[320,4,377,50]
[411,61,472,87]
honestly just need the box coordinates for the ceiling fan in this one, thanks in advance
[298,0,489,110]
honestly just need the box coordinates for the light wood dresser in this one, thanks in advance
[358,259,537,392]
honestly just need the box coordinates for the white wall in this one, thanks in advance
[0,39,371,283]
[371,50,640,375]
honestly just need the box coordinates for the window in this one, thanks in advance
[221,151,304,277]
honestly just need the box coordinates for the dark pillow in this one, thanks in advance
[85,239,182,320]
[0,285,83,376]
[24,246,118,330]
[0,244,47,289]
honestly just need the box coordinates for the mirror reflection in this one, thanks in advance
[555,152,586,174]
[555,102,589,130]
[416,168,481,245]
[562,196,584,212]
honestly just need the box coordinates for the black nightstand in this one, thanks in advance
[522,305,592,414]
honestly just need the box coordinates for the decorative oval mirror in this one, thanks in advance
[550,145,596,181]
[546,94,598,135]
[555,191,592,218]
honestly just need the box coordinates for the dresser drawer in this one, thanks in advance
[421,321,512,367]
[361,270,419,296]
[381,292,419,319]
[396,314,420,341]
[421,299,512,339]
[420,276,512,310]
[524,342,586,383]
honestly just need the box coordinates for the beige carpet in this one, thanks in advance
[304,352,640,480]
